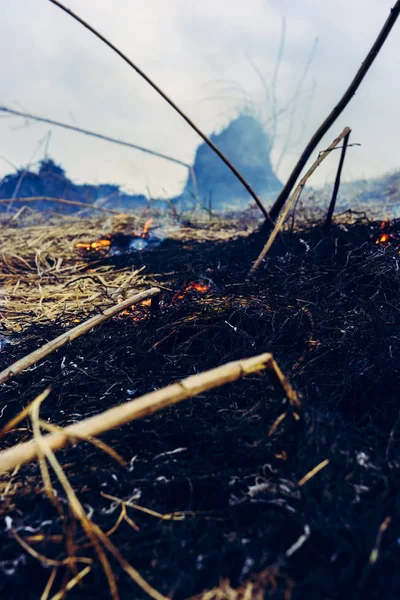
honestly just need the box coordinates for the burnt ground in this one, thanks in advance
[1,217,400,599]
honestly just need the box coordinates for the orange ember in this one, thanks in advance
[171,281,210,304]
[185,282,210,293]
[141,218,153,238]
[76,237,111,251]
[376,233,389,244]
[91,239,112,250]
[116,296,153,321]
[375,221,400,250]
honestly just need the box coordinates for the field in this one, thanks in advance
[1,207,399,599]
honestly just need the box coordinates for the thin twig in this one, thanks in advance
[0,288,160,385]
[0,106,190,169]
[323,129,351,231]
[270,16,286,147]
[274,36,319,173]
[250,127,351,274]
[297,459,329,487]
[30,408,129,600]
[0,387,52,438]
[0,196,121,215]
[50,566,92,600]
[0,352,298,473]
[48,0,271,222]
[268,1,400,222]
[40,566,57,600]
[369,516,391,565]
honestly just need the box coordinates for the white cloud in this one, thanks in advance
[0,0,399,198]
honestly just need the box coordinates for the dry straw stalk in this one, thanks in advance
[0,351,298,473]
[0,287,160,384]
[250,127,351,273]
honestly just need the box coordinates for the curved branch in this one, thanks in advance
[268,1,400,222]
[48,0,271,221]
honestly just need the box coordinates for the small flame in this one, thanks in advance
[376,233,389,245]
[375,221,400,252]
[171,281,210,304]
[185,282,210,293]
[117,297,152,321]
[141,219,153,238]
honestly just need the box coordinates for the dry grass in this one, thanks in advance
[190,566,294,600]
[0,213,140,331]
[0,210,257,334]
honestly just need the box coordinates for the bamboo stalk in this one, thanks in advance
[0,288,160,385]
[0,352,297,473]
[249,127,351,274]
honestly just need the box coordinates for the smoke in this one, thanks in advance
[0,0,399,196]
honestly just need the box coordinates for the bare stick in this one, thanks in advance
[323,130,351,231]
[0,106,190,169]
[0,196,121,215]
[0,288,160,385]
[250,127,351,274]
[48,0,271,222]
[0,352,298,473]
[268,1,400,222]
[297,458,329,487]
[270,16,286,147]
[274,36,319,173]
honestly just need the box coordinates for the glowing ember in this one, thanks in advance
[185,282,209,293]
[76,236,111,251]
[76,221,158,256]
[116,297,153,321]
[171,281,210,304]
[376,233,389,245]
[375,220,400,252]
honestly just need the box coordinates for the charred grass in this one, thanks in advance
[1,212,400,599]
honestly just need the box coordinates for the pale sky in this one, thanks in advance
[0,0,399,198]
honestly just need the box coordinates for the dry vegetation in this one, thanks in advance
[1,2,400,599]
[0,209,257,334]
[1,204,399,600]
